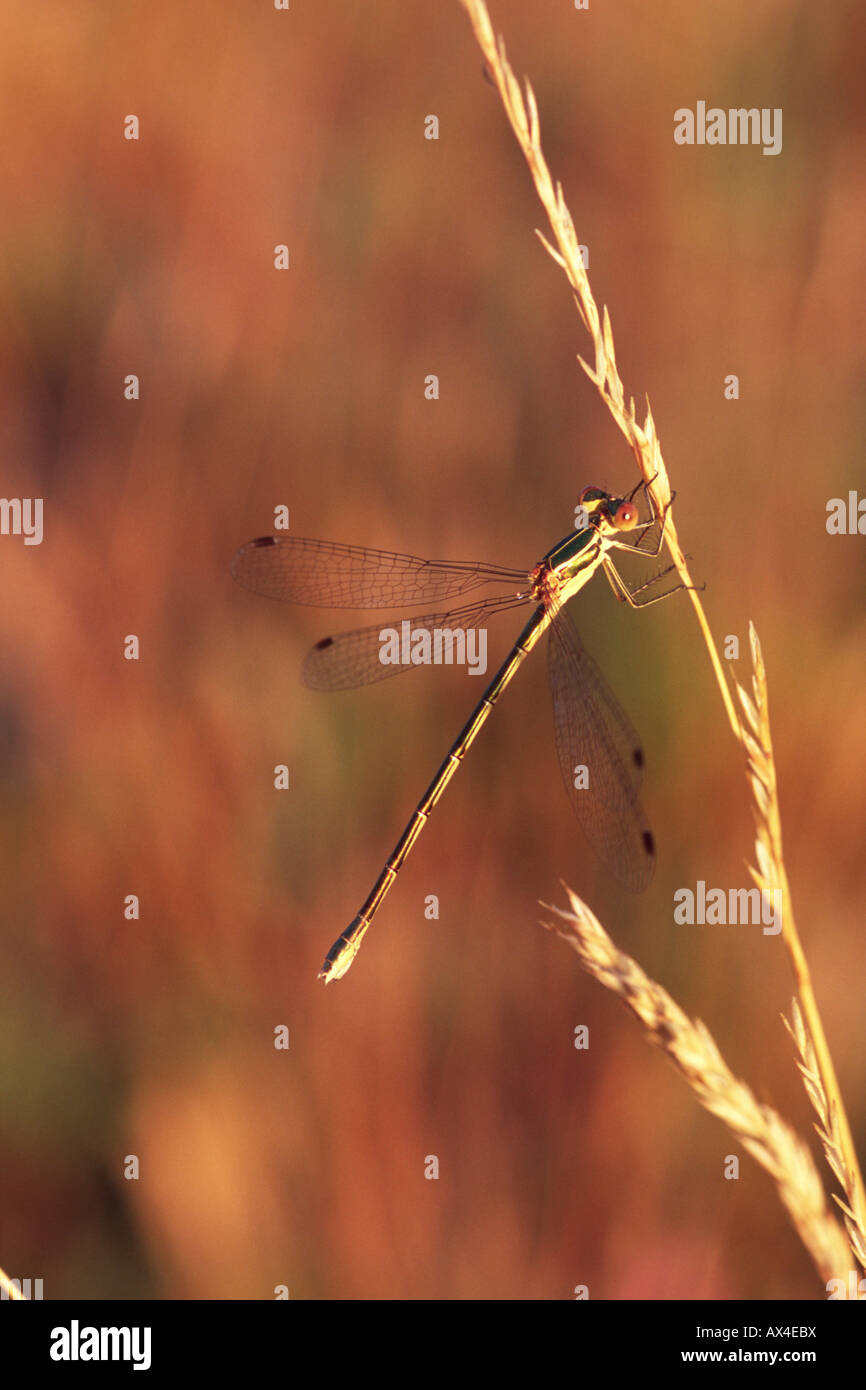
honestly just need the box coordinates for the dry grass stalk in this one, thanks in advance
[785,1000,866,1273]
[460,0,865,1292]
[459,0,738,739]
[543,889,854,1289]
[734,624,866,1270]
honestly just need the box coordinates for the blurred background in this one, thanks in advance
[0,0,864,1300]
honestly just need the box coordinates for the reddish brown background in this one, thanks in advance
[0,0,864,1298]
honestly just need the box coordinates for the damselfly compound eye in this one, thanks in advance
[613,501,638,530]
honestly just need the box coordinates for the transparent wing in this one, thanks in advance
[232,536,525,609]
[547,604,655,892]
[304,594,527,690]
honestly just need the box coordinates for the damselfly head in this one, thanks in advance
[578,487,639,532]
[577,485,608,510]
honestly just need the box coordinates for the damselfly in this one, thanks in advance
[232,483,683,982]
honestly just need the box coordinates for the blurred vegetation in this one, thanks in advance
[0,0,863,1298]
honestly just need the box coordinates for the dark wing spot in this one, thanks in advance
[251,536,278,548]
[642,831,655,857]
[315,636,334,650]
[633,747,645,770]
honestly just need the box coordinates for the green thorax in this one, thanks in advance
[541,525,599,578]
